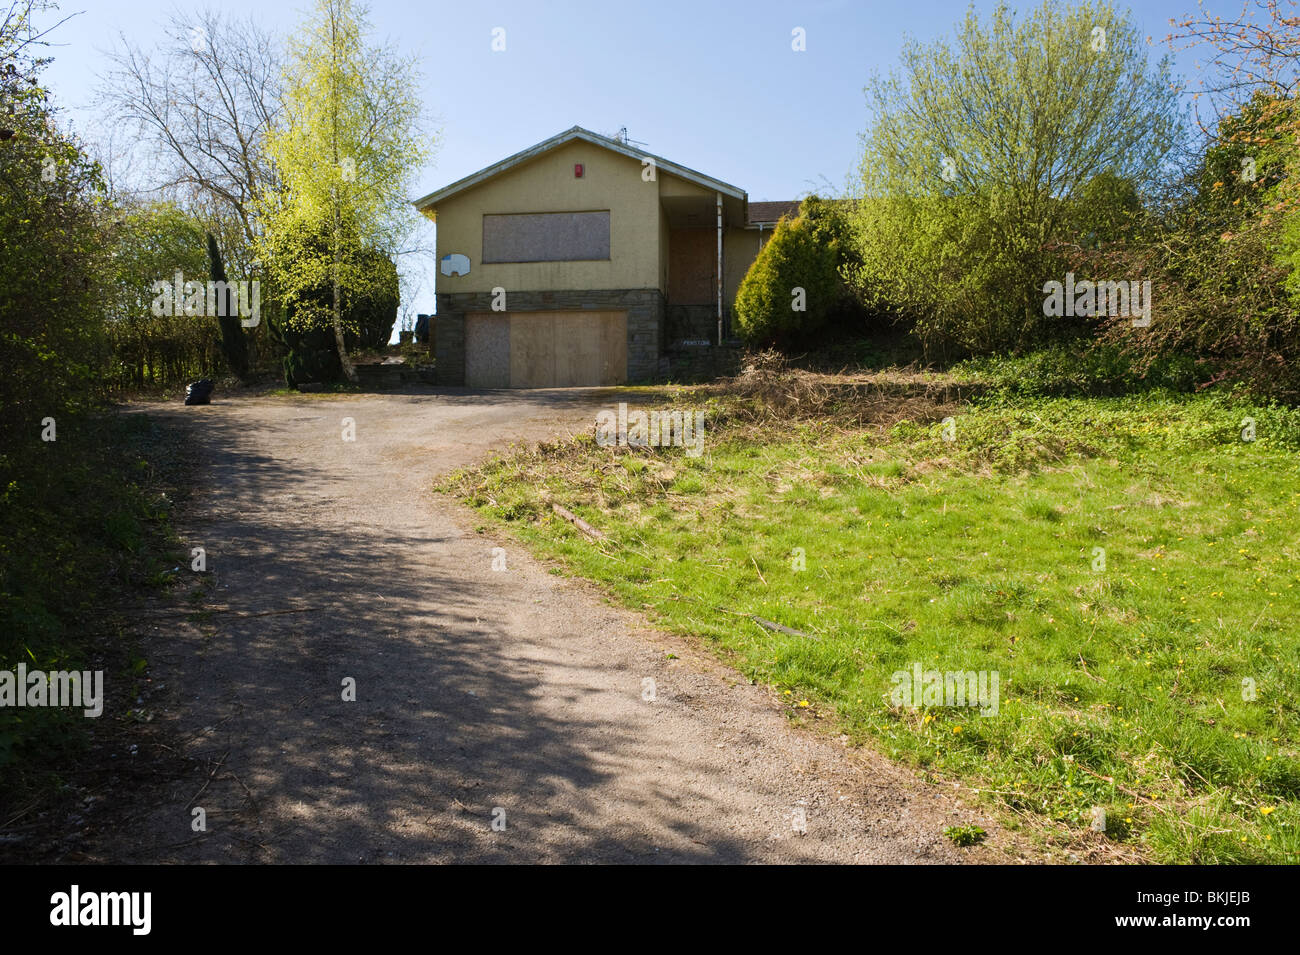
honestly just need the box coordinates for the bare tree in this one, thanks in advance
[1168,0,1300,133]
[0,0,76,68]
[98,7,280,247]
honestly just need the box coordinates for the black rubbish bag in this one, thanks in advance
[184,380,214,406]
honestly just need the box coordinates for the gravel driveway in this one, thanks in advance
[91,386,1020,864]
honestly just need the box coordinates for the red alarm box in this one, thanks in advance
[575,163,583,178]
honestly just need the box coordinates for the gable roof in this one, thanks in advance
[747,200,800,226]
[412,126,748,213]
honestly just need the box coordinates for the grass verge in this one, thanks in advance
[440,382,1300,863]
[0,409,189,832]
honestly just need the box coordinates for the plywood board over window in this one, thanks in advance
[668,228,716,304]
[482,211,611,263]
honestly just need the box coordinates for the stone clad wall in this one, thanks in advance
[434,289,665,385]
[659,344,743,382]
[666,304,718,344]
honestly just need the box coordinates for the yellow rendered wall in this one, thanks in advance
[434,141,662,294]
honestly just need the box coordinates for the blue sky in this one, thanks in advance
[35,0,1225,317]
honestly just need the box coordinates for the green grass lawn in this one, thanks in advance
[440,387,1300,863]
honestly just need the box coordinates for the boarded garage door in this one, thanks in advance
[464,311,627,388]
[464,313,510,388]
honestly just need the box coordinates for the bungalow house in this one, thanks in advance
[413,126,797,388]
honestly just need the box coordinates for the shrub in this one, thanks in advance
[1033,90,1300,402]
[268,305,342,387]
[0,50,110,445]
[954,344,1199,398]
[259,220,400,383]
[346,248,400,350]
[1077,218,1300,401]
[103,201,224,392]
[733,215,842,347]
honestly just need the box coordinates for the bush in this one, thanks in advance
[733,215,842,347]
[346,248,400,350]
[258,218,400,383]
[0,53,110,449]
[104,312,226,393]
[849,193,1040,357]
[99,202,229,392]
[268,305,343,387]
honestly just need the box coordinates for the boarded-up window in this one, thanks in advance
[482,211,611,263]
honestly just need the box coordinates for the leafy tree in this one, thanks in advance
[1167,5,1300,350]
[99,4,283,371]
[259,220,399,384]
[848,0,1182,356]
[0,0,110,449]
[103,200,220,390]
[107,201,207,319]
[207,233,251,381]
[1073,93,1300,401]
[1185,92,1292,224]
[255,0,427,382]
[1070,171,1143,247]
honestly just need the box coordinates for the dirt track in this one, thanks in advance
[82,386,1024,863]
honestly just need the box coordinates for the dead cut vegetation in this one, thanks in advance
[688,349,970,432]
